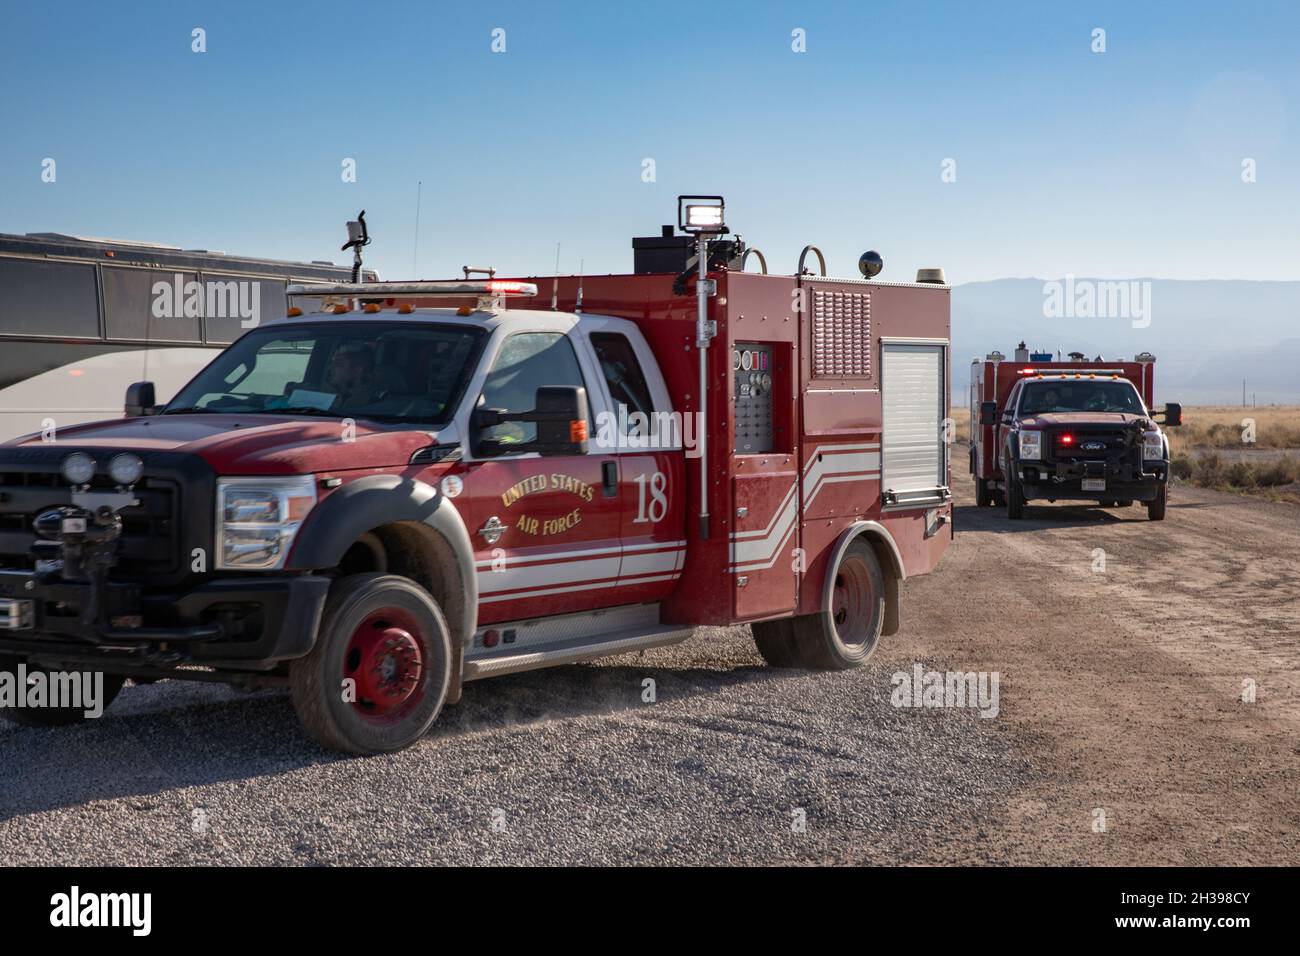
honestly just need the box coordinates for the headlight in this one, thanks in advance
[61,452,96,485]
[1018,431,1041,461]
[108,453,144,486]
[215,476,317,570]
[1143,431,1165,461]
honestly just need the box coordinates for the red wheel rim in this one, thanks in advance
[344,608,426,724]
[831,555,873,647]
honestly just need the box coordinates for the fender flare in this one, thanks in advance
[287,475,478,681]
[827,520,905,636]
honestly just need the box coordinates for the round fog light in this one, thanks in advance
[108,453,144,486]
[61,452,95,486]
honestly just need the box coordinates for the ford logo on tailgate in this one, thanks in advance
[1082,441,1106,451]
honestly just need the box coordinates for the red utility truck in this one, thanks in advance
[0,200,953,753]
[969,344,1182,520]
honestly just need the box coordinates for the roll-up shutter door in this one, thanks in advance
[881,343,946,504]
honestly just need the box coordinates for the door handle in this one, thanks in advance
[601,460,618,498]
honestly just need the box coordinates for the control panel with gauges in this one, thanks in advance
[733,343,775,453]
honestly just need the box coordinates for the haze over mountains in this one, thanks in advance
[951,278,1300,407]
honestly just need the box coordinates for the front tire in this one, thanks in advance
[0,656,125,726]
[1147,483,1167,521]
[1005,471,1025,519]
[789,541,886,670]
[290,573,452,755]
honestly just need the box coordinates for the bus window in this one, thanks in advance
[0,258,100,339]
[102,266,203,343]
[202,274,287,345]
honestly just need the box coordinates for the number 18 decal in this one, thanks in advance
[634,472,668,524]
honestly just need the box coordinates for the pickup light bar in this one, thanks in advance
[285,280,538,298]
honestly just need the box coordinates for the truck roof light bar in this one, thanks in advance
[1017,367,1126,376]
[285,280,538,299]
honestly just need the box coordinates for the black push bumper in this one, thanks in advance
[1013,458,1167,503]
[0,571,329,669]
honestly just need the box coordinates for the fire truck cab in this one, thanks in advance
[0,201,953,754]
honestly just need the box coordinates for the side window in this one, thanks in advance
[480,332,589,447]
[590,332,654,433]
[1006,384,1022,417]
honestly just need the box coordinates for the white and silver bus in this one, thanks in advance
[0,232,376,441]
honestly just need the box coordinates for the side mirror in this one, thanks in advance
[473,386,590,457]
[979,401,998,426]
[125,381,157,417]
[1157,402,1182,427]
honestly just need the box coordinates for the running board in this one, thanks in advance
[462,625,694,681]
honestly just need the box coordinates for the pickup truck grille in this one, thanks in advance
[0,447,213,588]
[1049,427,1138,463]
[1052,429,1125,458]
[0,473,181,579]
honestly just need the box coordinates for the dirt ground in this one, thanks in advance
[909,456,1300,864]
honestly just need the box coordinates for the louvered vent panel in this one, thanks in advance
[811,289,872,378]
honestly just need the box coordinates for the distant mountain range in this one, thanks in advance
[951,278,1300,406]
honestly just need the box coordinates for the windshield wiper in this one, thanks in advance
[275,407,343,417]
[161,406,222,415]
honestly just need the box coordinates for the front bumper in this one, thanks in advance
[0,571,329,669]
[1012,456,1167,502]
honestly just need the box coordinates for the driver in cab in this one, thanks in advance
[327,344,381,408]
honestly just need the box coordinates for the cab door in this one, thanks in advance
[582,325,686,604]
[462,329,623,625]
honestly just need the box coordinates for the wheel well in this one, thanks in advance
[855,531,903,637]
[335,521,472,701]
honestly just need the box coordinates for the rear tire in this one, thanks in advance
[789,541,886,670]
[1147,484,1167,521]
[290,573,452,755]
[0,656,125,726]
[975,476,993,507]
[751,618,801,668]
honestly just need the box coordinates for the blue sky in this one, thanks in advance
[1,0,1296,284]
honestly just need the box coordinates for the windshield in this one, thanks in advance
[165,321,486,425]
[1019,380,1146,415]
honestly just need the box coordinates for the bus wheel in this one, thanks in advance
[0,656,125,726]
[792,541,886,670]
[1147,484,1168,521]
[290,573,452,755]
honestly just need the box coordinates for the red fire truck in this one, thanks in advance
[970,344,1182,520]
[0,200,953,753]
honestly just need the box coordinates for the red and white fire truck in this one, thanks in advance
[970,343,1182,520]
[0,200,953,753]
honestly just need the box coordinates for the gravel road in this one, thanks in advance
[1,460,1295,865]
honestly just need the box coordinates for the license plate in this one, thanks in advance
[1081,478,1106,491]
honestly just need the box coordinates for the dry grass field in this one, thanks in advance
[952,405,1300,504]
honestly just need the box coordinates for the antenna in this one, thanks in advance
[412,182,422,277]
[576,258,584,313]
[551,242,561,311]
